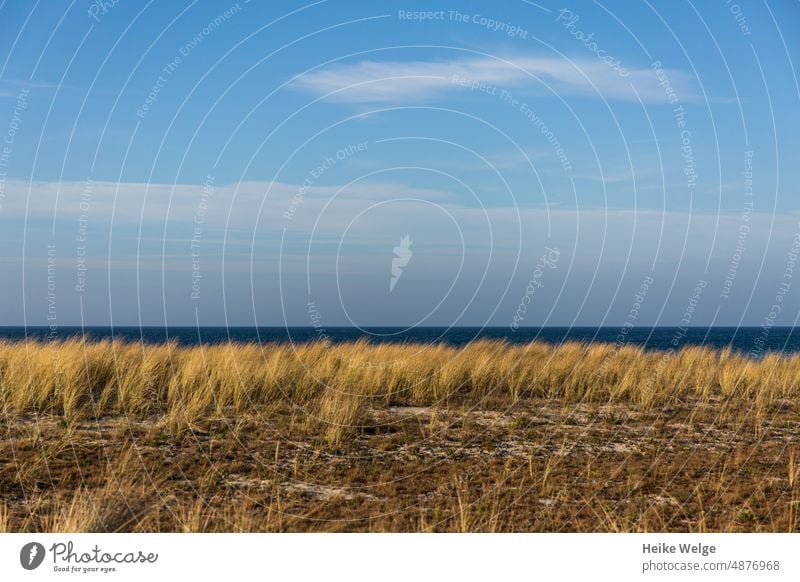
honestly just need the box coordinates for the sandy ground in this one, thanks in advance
[2,397,798,531]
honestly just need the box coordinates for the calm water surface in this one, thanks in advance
[1,326,798,355]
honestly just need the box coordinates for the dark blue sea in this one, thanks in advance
[1,327,800,355]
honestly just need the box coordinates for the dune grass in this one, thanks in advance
[2,338,799,533]
[0,338,798,430]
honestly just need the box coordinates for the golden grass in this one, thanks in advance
[0,338,798,431]
[2,338,799,533]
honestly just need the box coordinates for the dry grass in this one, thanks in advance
[1,338,799,423]
[1,338,799,532]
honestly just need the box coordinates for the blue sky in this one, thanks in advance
[0,0,799,328]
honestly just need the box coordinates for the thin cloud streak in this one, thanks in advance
[291,56,698,104]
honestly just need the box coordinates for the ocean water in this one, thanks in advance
[1,326,799,354]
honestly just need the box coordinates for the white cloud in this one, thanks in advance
[0,178,456,228]
[291,56,697,104]
[4,178,794,275]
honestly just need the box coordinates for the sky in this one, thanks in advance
[0,0,799,328]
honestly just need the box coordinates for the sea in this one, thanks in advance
[1,326,799,355]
